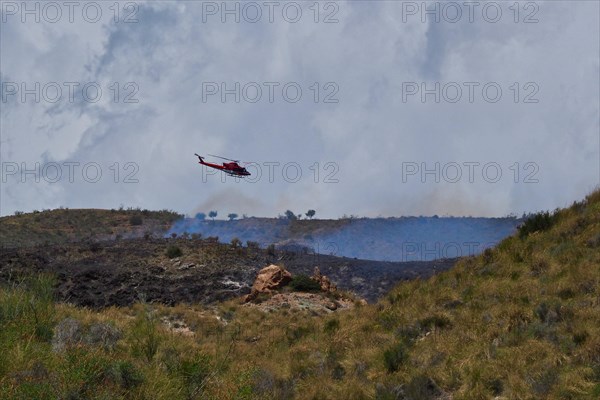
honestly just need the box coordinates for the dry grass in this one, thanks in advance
[1,190,599,398]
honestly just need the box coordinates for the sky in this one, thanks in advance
[1,0,599,218]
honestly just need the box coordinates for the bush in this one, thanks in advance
[166,245,183,259]
[129,215,143,226]
[383,342,408,373]
[178,354,212,397]
[130,306,162,362]
[289,275,321,293]
[518,210,557,239]
[105,361,144,390]
[419,314,452,331]
[230,237,242,248]
[403,375,444,399]
[323,318,340,334]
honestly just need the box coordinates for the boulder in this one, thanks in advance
[311,267,337,293]
[243,264,292,302]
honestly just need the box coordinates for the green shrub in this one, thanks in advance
[419,314,452,331]
[289,275,321,293]
[286,325,313,345]
[518,210,557,239]
[178,354,212,397]
[323,318,340,334]
[166,245,183,259]
[403,374,444,399]
[105,361,144,390]
[395,324,421,344]
[383,342,408,373]
[130,306,162,362]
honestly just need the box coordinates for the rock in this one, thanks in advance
[85,322,122,351]
[53,318,123,352]
[243,264,292,303]
[245,335,261,343]
[311,267,337,293]
[52,318,82,352]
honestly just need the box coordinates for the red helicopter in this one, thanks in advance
[195,153,251,177]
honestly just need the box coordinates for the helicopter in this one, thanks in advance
[195,153,251,177]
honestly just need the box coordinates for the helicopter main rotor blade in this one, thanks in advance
[207,154,240,162]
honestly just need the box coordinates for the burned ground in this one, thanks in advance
[0,238,456,308]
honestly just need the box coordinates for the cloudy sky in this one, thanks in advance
[1,1,598,218]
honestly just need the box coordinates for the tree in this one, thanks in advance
[208,211,217,221]
[228,213,238,221]
[284,210,297,220]
[195,212,206,221]
[305,209,316,219]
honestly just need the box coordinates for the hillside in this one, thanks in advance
[0,238,455,306]
[1,190,598,399]
[169,216,521,261]
[0,208,182,248]
[1,209,520,263]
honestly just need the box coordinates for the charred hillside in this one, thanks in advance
[0,238,456,307]
[168,215,521,261]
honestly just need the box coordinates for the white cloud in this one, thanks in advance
[1,1,598,217]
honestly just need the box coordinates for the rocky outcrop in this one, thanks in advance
[311,267,337,293]
[243,264,292,302]
[244,292,357,314]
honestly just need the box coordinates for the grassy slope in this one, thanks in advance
[1,191,599,399]
[0,208,182,248]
